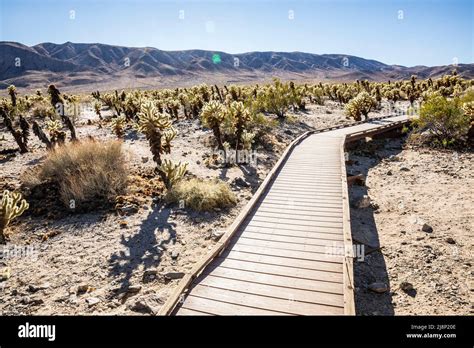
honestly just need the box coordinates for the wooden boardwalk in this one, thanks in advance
[163,115,409,316]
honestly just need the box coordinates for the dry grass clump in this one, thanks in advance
[166,178,237,212]
[25,139,128,209]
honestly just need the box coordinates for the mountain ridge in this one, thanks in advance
[1,41,472,91]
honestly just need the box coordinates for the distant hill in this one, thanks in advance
[0,41,472,91]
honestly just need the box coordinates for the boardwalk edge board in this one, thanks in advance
[158,114,410,316]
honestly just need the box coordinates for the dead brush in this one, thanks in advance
[23,139,128,210]
[166,178,236,212]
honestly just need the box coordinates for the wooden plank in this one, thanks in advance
[233,237,338,254]
[200,266,344,295]
[255,206,342,218]
[229,243,343,264]
[199,275,344,308]
[189,285,343,315]
[247,216,343,229]
[258,201,342,212]
[245,221,343,235]
[222,250,343,273]
[241,227,344,241]
[175,307,212,316]
[215,258,343,283]
[241,231,343,245]
[181,295,284,315]
[253,211,343,223]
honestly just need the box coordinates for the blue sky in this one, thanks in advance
[0,0,472,67]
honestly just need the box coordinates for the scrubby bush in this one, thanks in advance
[415,94,470,147]
[166,178,236,212]
[25,140,128,208]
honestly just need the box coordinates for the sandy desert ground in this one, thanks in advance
[0,99,471,316]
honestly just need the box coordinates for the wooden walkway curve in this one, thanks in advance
[161,115,410,316]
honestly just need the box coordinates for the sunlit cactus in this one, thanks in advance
[94,101,103,120]
[111,116,126,138]
[0,104,29,153]
[241,130,255,150]
[136,101,174,167]
[462,101,474,118]
[201,100,226,150]
[344,91,376,121]
[7,85,17,107]
[46,119,66,145]
[229,101,251,150]
[0,190,29,244]
[159,159,188,189]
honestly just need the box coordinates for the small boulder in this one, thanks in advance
[28,282,51,293]
[421,223,433,233]
[86,297,101,307]
[368,282,389,293]
[164,272,185,280]
[400,281,414,292]
[211,230,225,241]
[356,195,371,209]
[446,237,456,244]
[232,177,249,188]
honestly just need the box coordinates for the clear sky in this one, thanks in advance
[0,0,472,67]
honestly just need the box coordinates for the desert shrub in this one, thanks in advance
[166,178,236,212]
[415,94,470,146]
[26,139,128,208]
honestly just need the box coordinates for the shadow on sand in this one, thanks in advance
[108,202,176,292]
[346,134,406,315]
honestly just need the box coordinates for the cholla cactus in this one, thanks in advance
[344,91,376,121]
[94,101,103,120]
[0,104,29,153]
[159,159,188,189]
[201,100,226,149]
[0,190,29,244]
[46,119,66,145]
[161,127,177,154]
[136,101,174,167]
[241,130,255,150]
[7,85,17,107]
[229,101,251,150]
[462,101,474,118]
[111,116,126,138]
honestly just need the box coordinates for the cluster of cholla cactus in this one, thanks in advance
[344,91,376,121]
[255,79,294,118]
[110,116,126,138]
[0,190,29,244]
[159,159,188,189]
